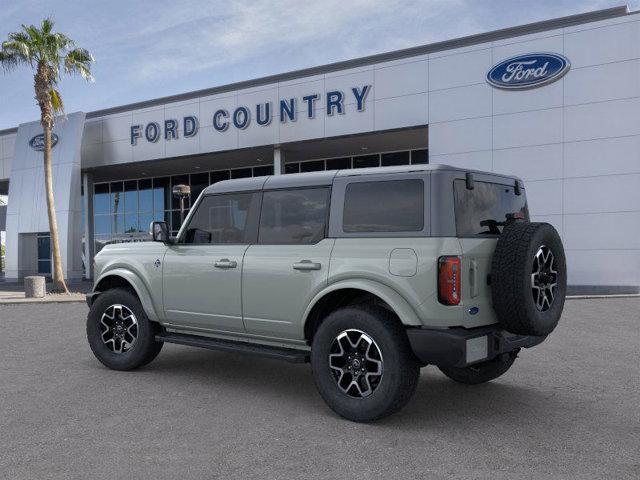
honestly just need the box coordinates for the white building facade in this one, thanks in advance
[0,5,638,293]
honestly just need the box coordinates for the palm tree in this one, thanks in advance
[0,18,93,293]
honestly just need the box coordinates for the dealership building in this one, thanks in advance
[0,5,639,293]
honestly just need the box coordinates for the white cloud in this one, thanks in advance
[2,0,639,129]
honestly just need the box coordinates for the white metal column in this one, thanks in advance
[273,146,285,175]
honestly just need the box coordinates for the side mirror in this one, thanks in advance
[150,221,170,243]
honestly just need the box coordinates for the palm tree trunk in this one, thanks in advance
[43,123,68,294]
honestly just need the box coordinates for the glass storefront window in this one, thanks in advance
[110,182,123,215]
[411,149,429,165]
[139,213,154,234]
[300,160,325,172]
[381,151,410,166]
[190,172,209,203]
[153,177,170,213]
[171,175,190,209]
[326,157,351,170]
[138,179,153,213]
[124,180,138,213]
[94,183,110,215]
[285,163,300,174]
[94,214,111,235]
[113,214,124,235]
[253,165,274,176]
[210,170,230,184]
[124,213,138,234]
[353,154,380,169]
[231,168,252,179]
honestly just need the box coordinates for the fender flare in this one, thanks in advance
[94,268,160,322]
[302,279,423,332]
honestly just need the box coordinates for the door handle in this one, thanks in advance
[293,260,321,271]
[214,258,237,269]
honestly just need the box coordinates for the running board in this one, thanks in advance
[156,332,310,363]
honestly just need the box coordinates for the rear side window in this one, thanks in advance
[182,193,259,244]
[454,180,528,236]
[259,188,330,244]
[343,179,424,232]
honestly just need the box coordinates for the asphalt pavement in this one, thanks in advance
[0,298,638,479]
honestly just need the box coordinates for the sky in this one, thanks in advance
[0,0,638,130]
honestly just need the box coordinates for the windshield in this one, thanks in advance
[453,179,528,236]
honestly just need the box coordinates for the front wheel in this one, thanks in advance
[438,351,517,385]
[87,288,163,371]
[311,306,419,422]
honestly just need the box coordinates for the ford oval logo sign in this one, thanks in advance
[29,133,59,151]
[487,53,570,90]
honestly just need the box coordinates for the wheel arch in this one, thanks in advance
[93,269,160,321]
[302,279,422,342]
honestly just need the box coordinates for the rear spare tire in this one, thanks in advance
[491,222,566,336]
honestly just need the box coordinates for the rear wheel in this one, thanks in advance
[87,288,163,371]
[311,305,419,422]
[438,351,517,385]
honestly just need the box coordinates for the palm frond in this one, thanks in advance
[41,17,54,35]
[2,32,33,61]
[64,47,94,81]
[50,87,64,113]
[23,24,43,46]
[0,50,19,71]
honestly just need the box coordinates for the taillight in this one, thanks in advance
[438,256,461,305]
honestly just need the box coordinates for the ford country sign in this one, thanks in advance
[130,85,371,146]
[487,53,570,90]
[29,133,59,151]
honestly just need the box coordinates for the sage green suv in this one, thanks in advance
[86,165,566,422]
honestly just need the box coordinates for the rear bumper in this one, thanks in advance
[406,324,546,368]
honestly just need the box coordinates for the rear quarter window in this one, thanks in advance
[454,179,528,236]
[343,179,424,233]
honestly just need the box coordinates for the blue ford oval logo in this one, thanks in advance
[29,133,59,151]
[487,53,570,90]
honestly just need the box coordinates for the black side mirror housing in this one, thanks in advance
[150,221,171,243]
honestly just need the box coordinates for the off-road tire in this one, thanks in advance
[438,351,517,385]
[491,222,566,336]
[311,305,419,422]
[87,288,163,371]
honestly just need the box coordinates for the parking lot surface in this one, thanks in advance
[1,298,638,479]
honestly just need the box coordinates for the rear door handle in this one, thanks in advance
[214,258,237,269]
[293,260,321,271]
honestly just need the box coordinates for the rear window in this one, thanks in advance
[343,179,424,233]
[454,179,528,236]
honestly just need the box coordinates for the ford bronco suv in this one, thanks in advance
[86,165,566,422]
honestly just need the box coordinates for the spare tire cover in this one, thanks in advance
[491,222,566,336]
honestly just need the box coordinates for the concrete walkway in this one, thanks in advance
[0,291,86,304]
[0,280,91,304]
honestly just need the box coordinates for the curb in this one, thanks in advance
[0,296,86,305]
[566,294,640,300]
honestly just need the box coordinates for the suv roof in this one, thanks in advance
[204,164,523,195]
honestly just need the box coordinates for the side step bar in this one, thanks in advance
[156,332,310,364]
